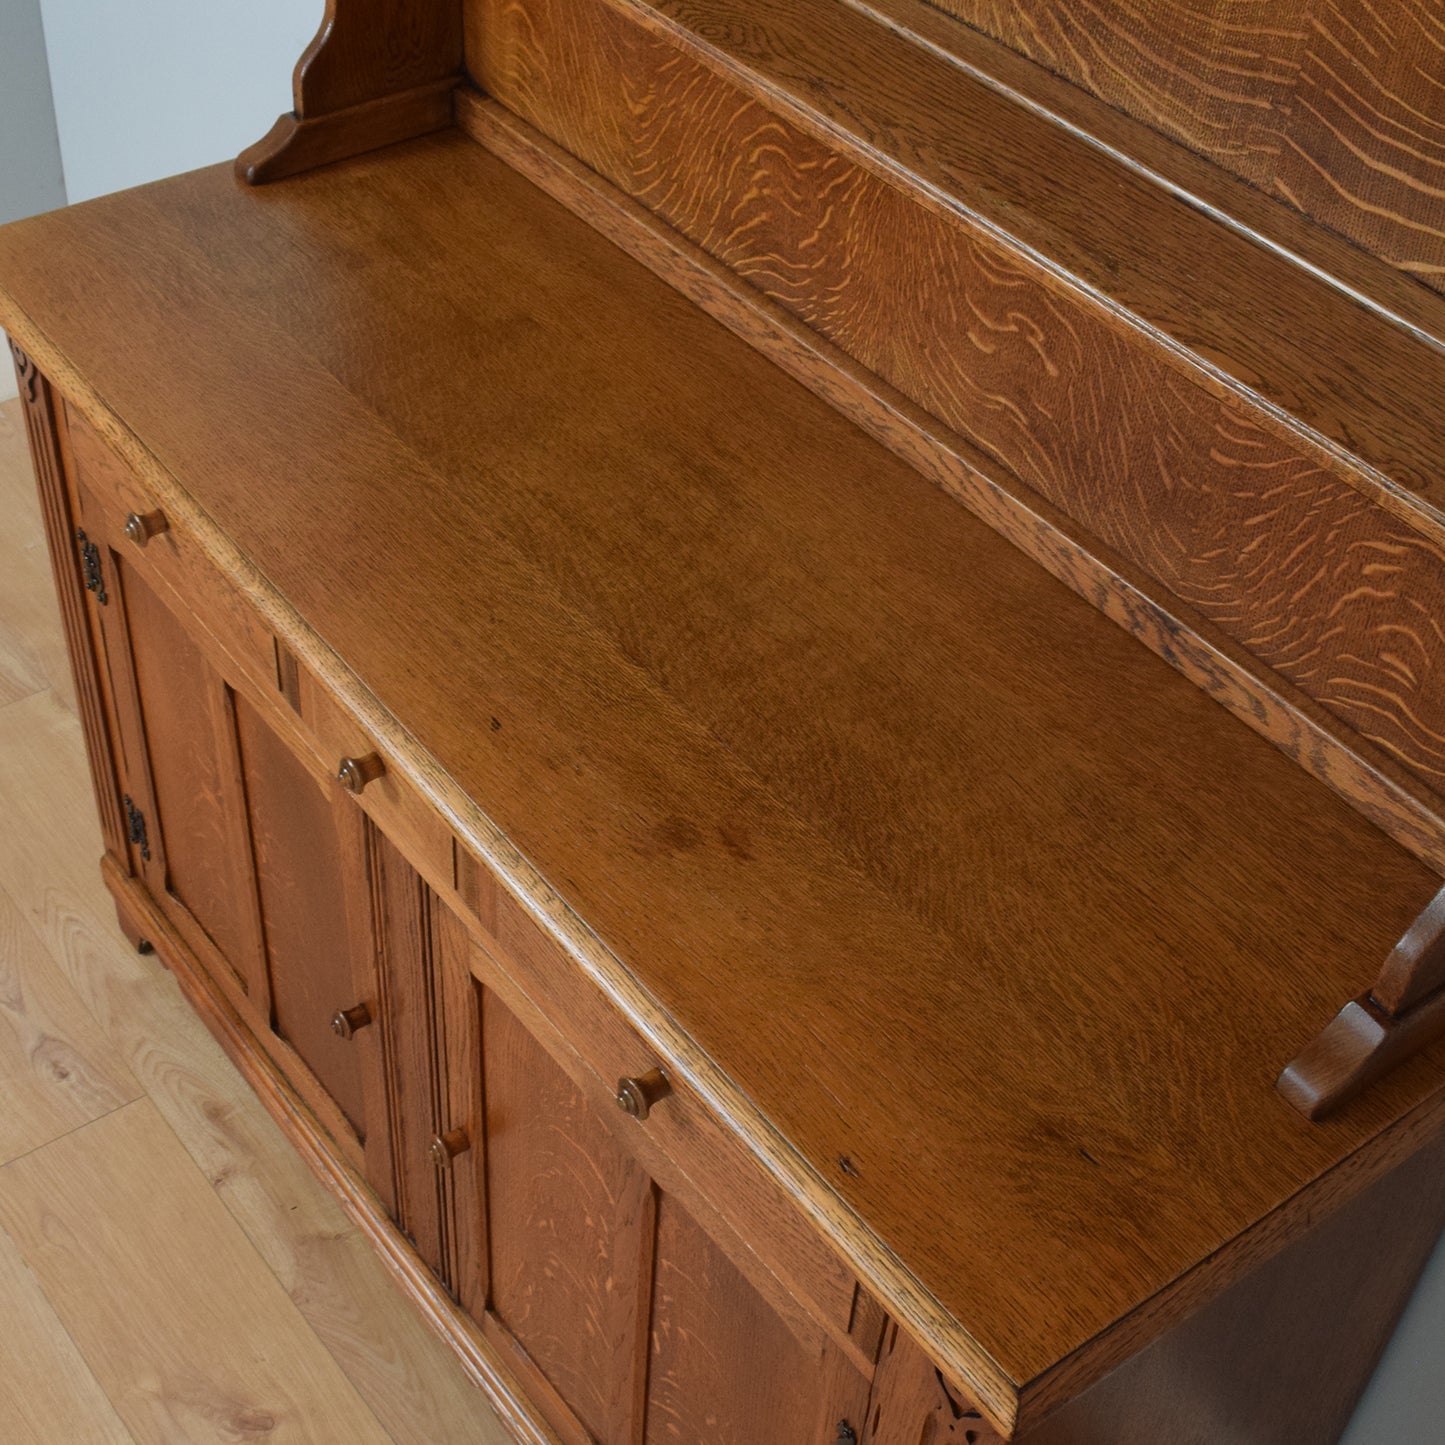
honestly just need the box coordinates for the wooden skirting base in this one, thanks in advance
[100,853,560,1445]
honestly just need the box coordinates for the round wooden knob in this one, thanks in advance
[429,1127,470,1168]
[615,1067,671,1121]
[337,752,385,794]
[330,1002,373,1039]
[123,509,168,547]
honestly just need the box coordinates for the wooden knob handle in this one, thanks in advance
[616,1068,671,1120]
[429,1127,470,1168]
[330,1002,373,1039]
[337,752,385,794]
[123,510,168,547]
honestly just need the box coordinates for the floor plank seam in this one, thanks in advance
[0,1093,147,1175]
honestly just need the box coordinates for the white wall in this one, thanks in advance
[0,0,65,224]
[37,0,321,204]
[0,0,67,400]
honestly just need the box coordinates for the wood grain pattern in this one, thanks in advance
[460,91,1445,880]
[468,0,1445,803]
[236,693,372,1137]
[288,0,461,117]
[473,0,1445,512]
[434,901,490,1311]
[108,565,263,991]
[9,346,124,858]
[237,0,461,183]
[927,0,1445,294]
[645,1191,871,1444]
[867,1320,1003,1443]
[5,142,1445,1430]
[0,393,74,708]
[850,0,1445,347]
[0,1099,394,1444]
[238,81,458,186]
[457,888,875,1378]
[467,947,875,1444]
[1374,882,1445,1014]
[370,826,446,1273]
[0,883,138,1166]
[1279,989,1445,1120]
[66,406,282,706]
[483,987,651,1444]
[456,836,871,1369]
[0,1222,136,1445]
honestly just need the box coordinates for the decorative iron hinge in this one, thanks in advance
[76,528,108,605]
[123,794,150,861]
[10,341,40,404]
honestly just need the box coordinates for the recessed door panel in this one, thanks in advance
[234,693,370,1137]
[483,988,651,1444]
[115,569,260,988]
[646,1191,866,1445]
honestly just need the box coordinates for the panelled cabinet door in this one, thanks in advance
[231,694,396,1196]
[72,481,395,1196]
[644,1192,870,1445]
[432,911,872,1445]
[76,492,270,1015]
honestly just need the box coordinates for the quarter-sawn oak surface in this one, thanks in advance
[1,135,1442,1425]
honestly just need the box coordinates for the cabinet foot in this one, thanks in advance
[109,869,155,956]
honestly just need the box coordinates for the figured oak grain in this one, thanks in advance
[928,0,1445,295]
[482,988,650,1445]
[458,90,1445,878]
[3,139,1444,1429]
[469,0,1445,800]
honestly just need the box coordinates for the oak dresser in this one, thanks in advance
[6,2,1445,1441]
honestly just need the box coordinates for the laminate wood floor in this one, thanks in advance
[0,395,513,1444]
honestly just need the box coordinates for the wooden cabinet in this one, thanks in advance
[68,472,397,1195]
[434,910,874,1445]
[57,414,884,1445]
[10,5,1445,1430]
[93,541,267,1006]
[232,693,390,1174]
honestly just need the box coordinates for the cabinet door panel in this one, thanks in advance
[483,989,651,1445]
[447,929,872,1445]
[646,1192,868,1445]
[234,693,372,1138]
[99,549,266,1006]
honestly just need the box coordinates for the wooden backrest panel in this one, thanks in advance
[464,0,1445,834]
[917,0,1445,296]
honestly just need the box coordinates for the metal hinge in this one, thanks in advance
[123,794,150,861]
[76,528,108,605]
[836,1423,858,1445]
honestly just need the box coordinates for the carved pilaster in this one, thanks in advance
[10,341,127,860]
